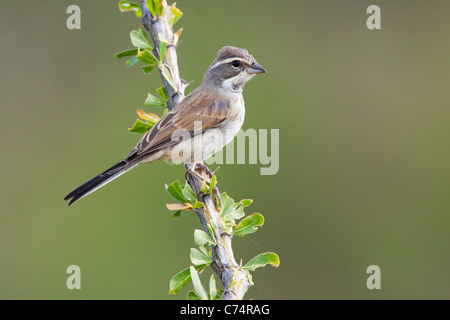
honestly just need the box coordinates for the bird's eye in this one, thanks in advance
[231,60,241,68]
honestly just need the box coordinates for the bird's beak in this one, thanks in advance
[247,61,266,74]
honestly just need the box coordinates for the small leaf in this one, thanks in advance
[166,203,193,211]
[159,42,167,63]
[144,93,166,107]
[168,267,191,295]
[169,4,183,27]
[186,290,201,300]
[200,178,209,194]
[137,49,159,65]
[234,213,264,237]
[138,28,148,40]
[198,243,210,258]
[147,0,156,16]
[161,66,176,89]
[115,48,138,59]
[156,86,168,101]
[168,265,207,295]
[130,30,152,50]
[243,269,254,285]
[190,248,211,267]
[190,266,208,300]
[118,1,142,17]
[220,194,252,224]
[181,183,203,208]
[128,119,153,134]
[137,109,160,124]
[219,193,235,218]
[194,229,215,246]
[172,210,181,218]
[165,180,189,203]
[141,65,156,74]
[165,180,203,209]
[240,199,253,207]
[125,56,139,68]
[154,0,164,16]
[242,252,280,272]
[209,275,217,300]
[208,175,217,194]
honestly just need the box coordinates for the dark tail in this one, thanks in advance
[64,160,130,206]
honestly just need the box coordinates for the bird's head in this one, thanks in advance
[203,46,266,93]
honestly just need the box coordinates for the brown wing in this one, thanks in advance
[125,87,229,162]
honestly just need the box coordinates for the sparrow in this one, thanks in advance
[64,46,266,206]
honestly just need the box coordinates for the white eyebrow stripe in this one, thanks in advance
[209,57,247,70]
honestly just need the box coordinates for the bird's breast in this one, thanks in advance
[220,95,245,142]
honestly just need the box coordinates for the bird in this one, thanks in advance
[64,46,266,206]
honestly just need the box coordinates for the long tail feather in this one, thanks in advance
[64,160,132,206]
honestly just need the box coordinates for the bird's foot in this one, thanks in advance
[195,162,220,179]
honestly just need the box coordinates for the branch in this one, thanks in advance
[185,166,251,300]
[140,0,251,299]
[140,0,186,110]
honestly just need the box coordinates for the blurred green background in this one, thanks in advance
[0,0,449,299]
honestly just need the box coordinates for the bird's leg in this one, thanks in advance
[196,163,222,208]
[195,162,214,178]
[186,163,222,209]
[185,167,205,182]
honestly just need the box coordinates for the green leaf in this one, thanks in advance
[240,199,253,207]
[209,275,217,300]
[168,267,190,295]
[147,0,156,16]
[118,1,142,17]
[230,199,253,221]
[234,213,264,237]
[172,210,181,218]
[208,175,217,194]
[138,28,148,40]
[159,42,167,63]
[156,86,168,101]
[242,252,280,272]
[165,180,189,203]
[168,265,207,295]
[181,183,196,202]
[219,193,235,218]
[194,229,215,246]
[130,30,153,50]
[165,180,203,209]
[142,64,156,74]
[144,93,166,107]
[161,66,176,89]
[115,48,138,59]
[136,49,159,64]
[243,269,254,285]
[169,4,183,27]
[154,0,164,16]
[190,266,208,300]
[219,193,253,224]
[190,248,211,267]
[186,290,201,300]
[181,183,203,208]
[125,56,139,68]
[128,119,153,134]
